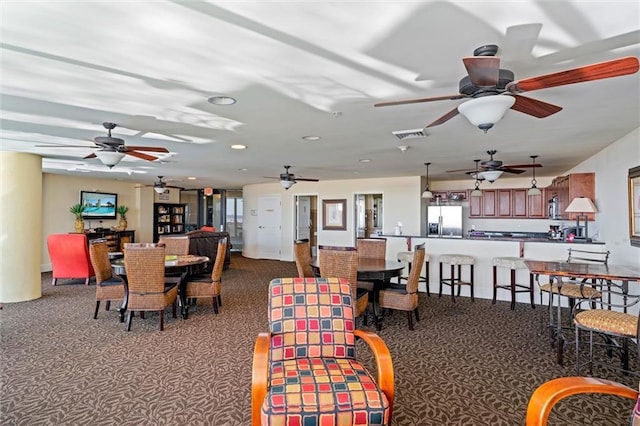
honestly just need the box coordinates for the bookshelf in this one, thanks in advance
[153,203,186,242]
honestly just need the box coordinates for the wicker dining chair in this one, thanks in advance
[158,235,190,255]
[88,239,124,319]
[293,239,314,278]
[252,277,395,426]
[356,237,387,291]
[318,245,369,321]
[378,244,425,330]
[184,238,227,313]
[123,243,178,331]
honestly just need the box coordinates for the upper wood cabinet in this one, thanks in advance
[467,187,547,219]
[482,189,497,217]
[549,173,595,220]
[527,188,546,218]
[512,189,528,217]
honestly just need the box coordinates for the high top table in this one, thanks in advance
[524,260,640,366]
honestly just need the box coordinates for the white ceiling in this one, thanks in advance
[1,1,639,189]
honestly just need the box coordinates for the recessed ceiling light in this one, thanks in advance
[207,95,236,105]
[302,135,321,141]
[231,144,246,150]
[359,159,372,163]
[237,168,248,172]
[187,177,197,180]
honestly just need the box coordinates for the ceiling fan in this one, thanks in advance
[264,165,319,190]
[447,150,542,182]
[38,122,170,167]
[374,45,639,133]
[136,176,183,194]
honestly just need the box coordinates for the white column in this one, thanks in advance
[0,152,42,302]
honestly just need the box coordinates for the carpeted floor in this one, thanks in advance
[1,254,636,425]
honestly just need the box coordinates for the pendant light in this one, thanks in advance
[470,159,483,197]
[421,162,433,199]
[527,155,541,196]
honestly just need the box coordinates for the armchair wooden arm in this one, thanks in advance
[251,332,270,426]
[354,329,395,419]
[526,377,637,426]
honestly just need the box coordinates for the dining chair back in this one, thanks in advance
[317,245,368,319]
[88,239,124,319]
[357,237,387,259]
[123,243,178,331]
[293,239,314,278]
[378,244,425,330]
[47,233,95,286]
[251,277,394,426]
[158,235,190,255]
[184,238,228,313]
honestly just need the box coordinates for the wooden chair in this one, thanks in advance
[184,238,227,313]
[293,239,314,278]
[252,277,394,426]
[318,245,369,320]
[158,235,190,255]
[525,377,638,426]
[378,244,425,330]
[123,243,178,331]
[356,237,387,259]
[46,233,95,286]
[88,239,124,319]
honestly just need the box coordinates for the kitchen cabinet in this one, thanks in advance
[549,173,595,220]
[153,203,187,242]
[429,190,467,204]
[467,188,546,219]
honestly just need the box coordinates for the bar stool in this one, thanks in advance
[439,254,475,303]
[397,251,430,295]
[492,256,535,310]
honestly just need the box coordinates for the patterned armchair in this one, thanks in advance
[252,277,394,426]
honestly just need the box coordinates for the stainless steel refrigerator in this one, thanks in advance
[427,205,463,238]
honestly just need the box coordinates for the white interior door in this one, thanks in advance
[257,196,281,259]
[296,196,311,240]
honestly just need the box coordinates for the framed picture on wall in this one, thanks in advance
[322,199,346,231]
[629,165,640,247]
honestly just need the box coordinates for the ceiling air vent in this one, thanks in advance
[392,128,427,140]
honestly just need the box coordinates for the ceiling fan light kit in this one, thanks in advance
[478,170,503,182]
[457,95,515,133]
[95,150,125,168]
[154,186,168,194]
[280,180,296,190]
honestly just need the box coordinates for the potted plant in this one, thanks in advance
[70,203,86,233]
[117,205,129,230]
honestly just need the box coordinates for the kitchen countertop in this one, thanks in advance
[381,233,605,244]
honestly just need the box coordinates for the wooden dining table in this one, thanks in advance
[524,260,640,366]
[310,257,404,330]
[111,254,209,321]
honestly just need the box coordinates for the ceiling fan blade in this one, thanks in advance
[446,168,475,173]
[506,56,639,93]
[499,168,526,174]
[122,146,169,153]
[35,144,97,148]
[125,151,158,161]
[295,178,319,182]
[463,57,500,87]
[426,107,460,128]
[83,153,97,159]
[374,94,467,107]
[510,94,563,118]
[502,163,542,169]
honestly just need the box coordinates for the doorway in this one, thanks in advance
[295,195,318,256]
[354,193,383,240]
[257,195,282,260]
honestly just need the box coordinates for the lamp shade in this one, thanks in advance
[470,188,483,197]
[280,180,295,190]
[565,197,598,213]
[95,151,125,167]
[457,96,516,132]
[422,189,433,199]
[527,186,542,196]
[478,170,503,182]
[154,186,167,194]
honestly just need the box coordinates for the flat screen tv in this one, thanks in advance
[80,191,117,220]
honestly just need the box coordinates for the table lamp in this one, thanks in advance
[564,197,598,241]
